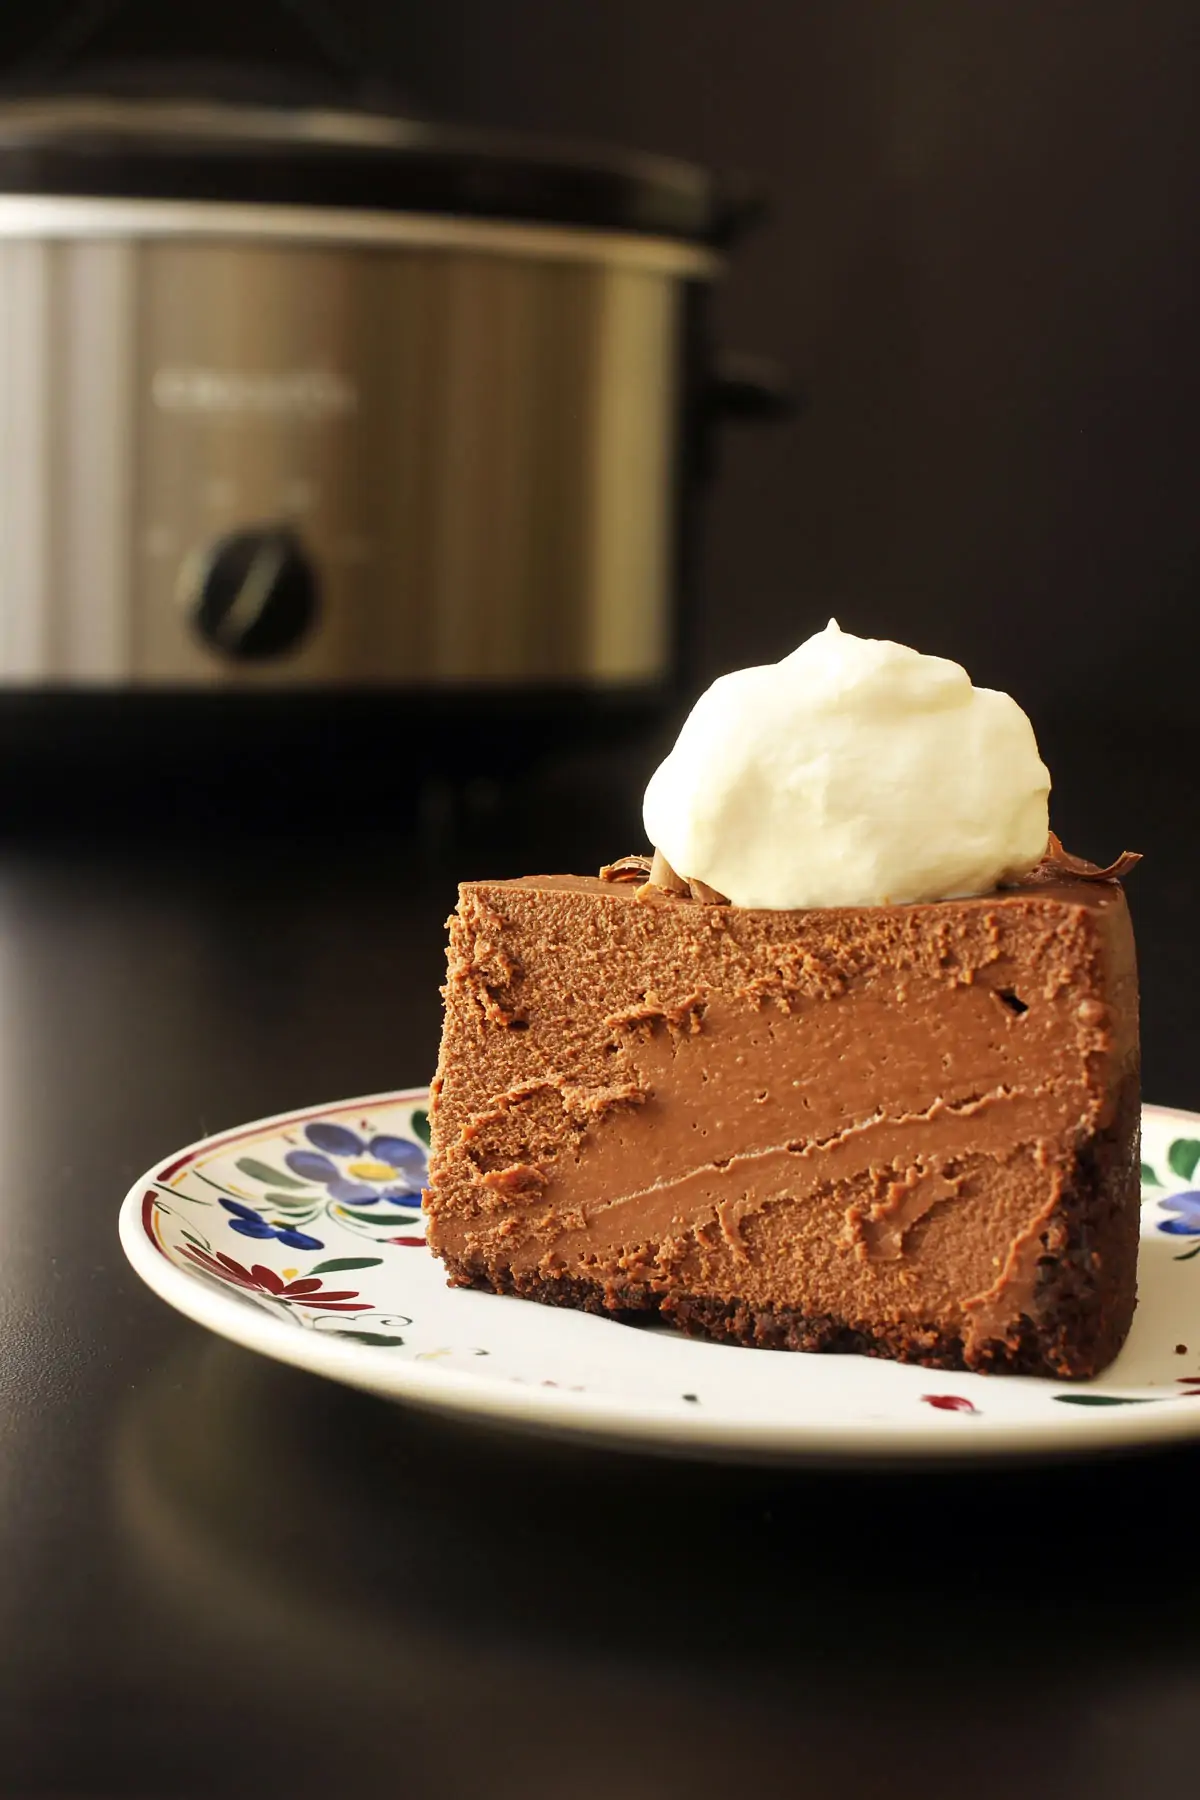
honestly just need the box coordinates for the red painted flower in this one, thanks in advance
[920,1393,979,1414]
[180,1247,370,1310]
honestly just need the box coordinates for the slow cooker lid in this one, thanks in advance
[0,68,755,245]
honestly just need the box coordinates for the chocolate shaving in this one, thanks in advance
[687,875,731,905]
[647,847,691,897]
[604,846,731,906]
[598,854,653,883]
[1039,831,1142,883]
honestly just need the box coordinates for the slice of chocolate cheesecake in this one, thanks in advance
[425,863,1139,1378]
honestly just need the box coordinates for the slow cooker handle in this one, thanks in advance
[708,351,801,425]
[711,175,768,247]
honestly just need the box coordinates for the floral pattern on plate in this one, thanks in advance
[1142,1132,1200,1262]
[139,1093,432,1346]
[119,1095,1200,1460]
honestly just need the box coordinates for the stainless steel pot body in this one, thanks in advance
[0,198,717,686]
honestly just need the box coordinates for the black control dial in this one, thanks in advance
[188,526,319,661]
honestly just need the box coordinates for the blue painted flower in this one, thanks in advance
[1158,1191,1200,1235]
[220,1197,323,1250]
[283,1120,427,1206]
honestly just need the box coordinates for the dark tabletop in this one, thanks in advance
[2,712,1198,1800]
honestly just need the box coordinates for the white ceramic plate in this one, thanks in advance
[119,1091,1200,1461]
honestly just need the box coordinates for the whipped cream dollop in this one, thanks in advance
[642,621,1051,909]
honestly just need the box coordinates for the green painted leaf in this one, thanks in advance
[410,1108,431,1146]
[334,1330,405,1347]
[1141,1162,1162,1187]
[338,1205,422,1226]
[180,1229,209,1250]
[236,1157,309,1190]
[1167,1139,1200,1181]
[1052,1394,1158,1406]
[259,1191,319,1211]
[309,1257,384,1274]
[1175,1243,1200,1263]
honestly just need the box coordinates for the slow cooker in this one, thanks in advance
[0,75,786,697]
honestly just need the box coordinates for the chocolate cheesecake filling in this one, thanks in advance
[427,871,1139,1377]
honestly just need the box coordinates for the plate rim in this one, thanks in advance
[119,1092,1200,1462]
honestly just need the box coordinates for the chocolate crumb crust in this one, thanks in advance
[437,1261,1112,1375]
[426,867,1141,1379]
